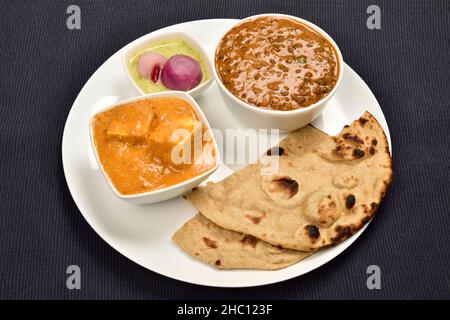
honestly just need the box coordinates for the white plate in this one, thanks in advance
[62,19,392,287]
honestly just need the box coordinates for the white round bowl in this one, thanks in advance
[213,13,344,132]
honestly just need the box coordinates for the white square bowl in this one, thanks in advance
[122,31,213,98]
[89,91,220,204]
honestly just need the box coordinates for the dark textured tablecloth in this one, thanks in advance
[0,0,449,300]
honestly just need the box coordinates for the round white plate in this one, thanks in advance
[62,19,391,287]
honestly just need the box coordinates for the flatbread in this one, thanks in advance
[186,112,393,251]
[172,214,310,270]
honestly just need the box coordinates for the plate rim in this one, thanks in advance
[62,18,392,288]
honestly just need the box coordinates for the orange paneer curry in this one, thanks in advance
[91,97,216,195]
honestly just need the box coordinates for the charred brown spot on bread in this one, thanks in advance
[344,125,350,128]
[343,133,364,144]
[215,259,221,266]
[305,225,320,239]
[369,147,376,155]
[245,212,266,224]
[327,194,332,199]
[362,204,370,214]
[371,202,378,211]
[318,200,337,216]
[202,237,218,249]
[359,117,368,126]
[372,138,378,146]
[270,177,299,199]
[240,235,258,248]
[191,186,199,192]
[194,252,199,256]
[332,225,353,242]
[266,146,286,156]
[345,194,356,209]
[352,148,365,158]
[246,215,261,224]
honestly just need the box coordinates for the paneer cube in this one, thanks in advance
[107,107,154,143]
[149,115,202,166]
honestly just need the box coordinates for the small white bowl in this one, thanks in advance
[89,91,220,205]
[213,14,344,132]
[123,31,213,98]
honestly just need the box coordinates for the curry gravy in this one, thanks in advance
[216,16,339,111]
[92,97,215,195]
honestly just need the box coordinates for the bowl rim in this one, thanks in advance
[121,31,213,96]
[88,90,220,200]
[213,13,344,116]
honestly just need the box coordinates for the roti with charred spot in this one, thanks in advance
[173,214,310,270]
[185,112,393,251]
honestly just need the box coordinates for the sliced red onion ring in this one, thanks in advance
[161,55,202,91]
[137,52,167,82]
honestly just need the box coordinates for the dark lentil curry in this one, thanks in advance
[215,17,339,111]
